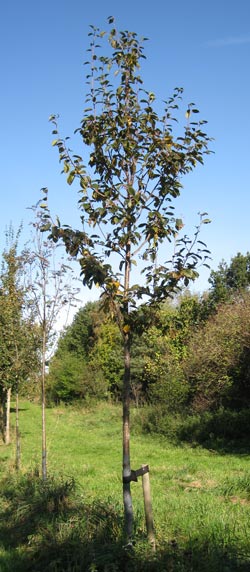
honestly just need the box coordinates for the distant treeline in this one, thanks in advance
[47,253,250,431]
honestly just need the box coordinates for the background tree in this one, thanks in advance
[49,19,211,538]
[24,193,79,480]
[183,293,250,412]
[208,252,250,305]
[0,228,39,465]
[48,352,102,403]
[0,231,23,445]
[48,301,123,403]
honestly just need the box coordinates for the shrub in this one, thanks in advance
[183,294,250,411]
[47,352,108,403]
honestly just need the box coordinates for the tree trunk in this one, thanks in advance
[123,332,133,539]
[15,387,21,470]
[41,323,47,480]
[122,239,133,539]
[4,387,11,445]
[0,395,4,441]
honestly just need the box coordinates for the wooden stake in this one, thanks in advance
[141,464,156,551]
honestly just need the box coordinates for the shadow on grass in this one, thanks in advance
[176,408,250,455]
[138,407,250,455]
[0,472,249,572]
[10,407,28,413]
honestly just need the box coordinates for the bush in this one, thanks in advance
[183,294,250,411]
[177,408,250,448]
[47,351,108,403]
[133,405,250,450]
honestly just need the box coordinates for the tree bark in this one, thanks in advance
[41,321,47,480]
[0,395,4,441]
[123,332,133,539]
[15,388,21,470]
[4,387,11,445]
[122,239,133,539]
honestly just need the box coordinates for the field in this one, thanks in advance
[0,401,249,571]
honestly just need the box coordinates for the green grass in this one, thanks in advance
[0,401,250,571]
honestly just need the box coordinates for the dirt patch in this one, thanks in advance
[178,479,217,492]
[185,480,203,490]
[229,496,250,506]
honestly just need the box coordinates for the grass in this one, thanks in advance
[0,400,250,571]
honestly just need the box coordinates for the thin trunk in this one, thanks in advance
[41,320,47,480]
[15,387,21,470]
[123,332,133,538]
[0,395,4,441]
[122,240,133,539]
[5,387,11,445]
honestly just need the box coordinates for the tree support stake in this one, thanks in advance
[141,464,156,551]
[123,464,155,550]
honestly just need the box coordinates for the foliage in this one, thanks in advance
[47,350,108,403]
[49,280,250,417]
[88,319,124,398]
[49,297,195,408]
[130,294,205,410]
[49,302,122,402]
[0,228,40,444]
[0,230,38,393]
[208,252,250,305]
[176,408,250,451]
[55,301,102,360]
[140,326,188,411]
[183,293,250,411]
[49,21,211,309]
[134,405,250,453]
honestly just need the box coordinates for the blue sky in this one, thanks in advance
[1,0,250,301]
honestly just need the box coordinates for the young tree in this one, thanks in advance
[49,19,211,538]
[24,194,79,480]
[0,232,23,445]
[0,228,39,465]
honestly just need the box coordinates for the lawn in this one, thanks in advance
[0,401,249,571]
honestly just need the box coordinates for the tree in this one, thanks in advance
[47,351,104,403]
[208,252,250,305]
[24,194,79,480]
[49,19,211,539]
[0,232,23,445]
[0,227,39,467]
[53,300,102,360]
[49,301,123,403]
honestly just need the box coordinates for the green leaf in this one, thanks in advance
[67,172,75,185]
[40,223,51,232]
[175,218,184,231]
